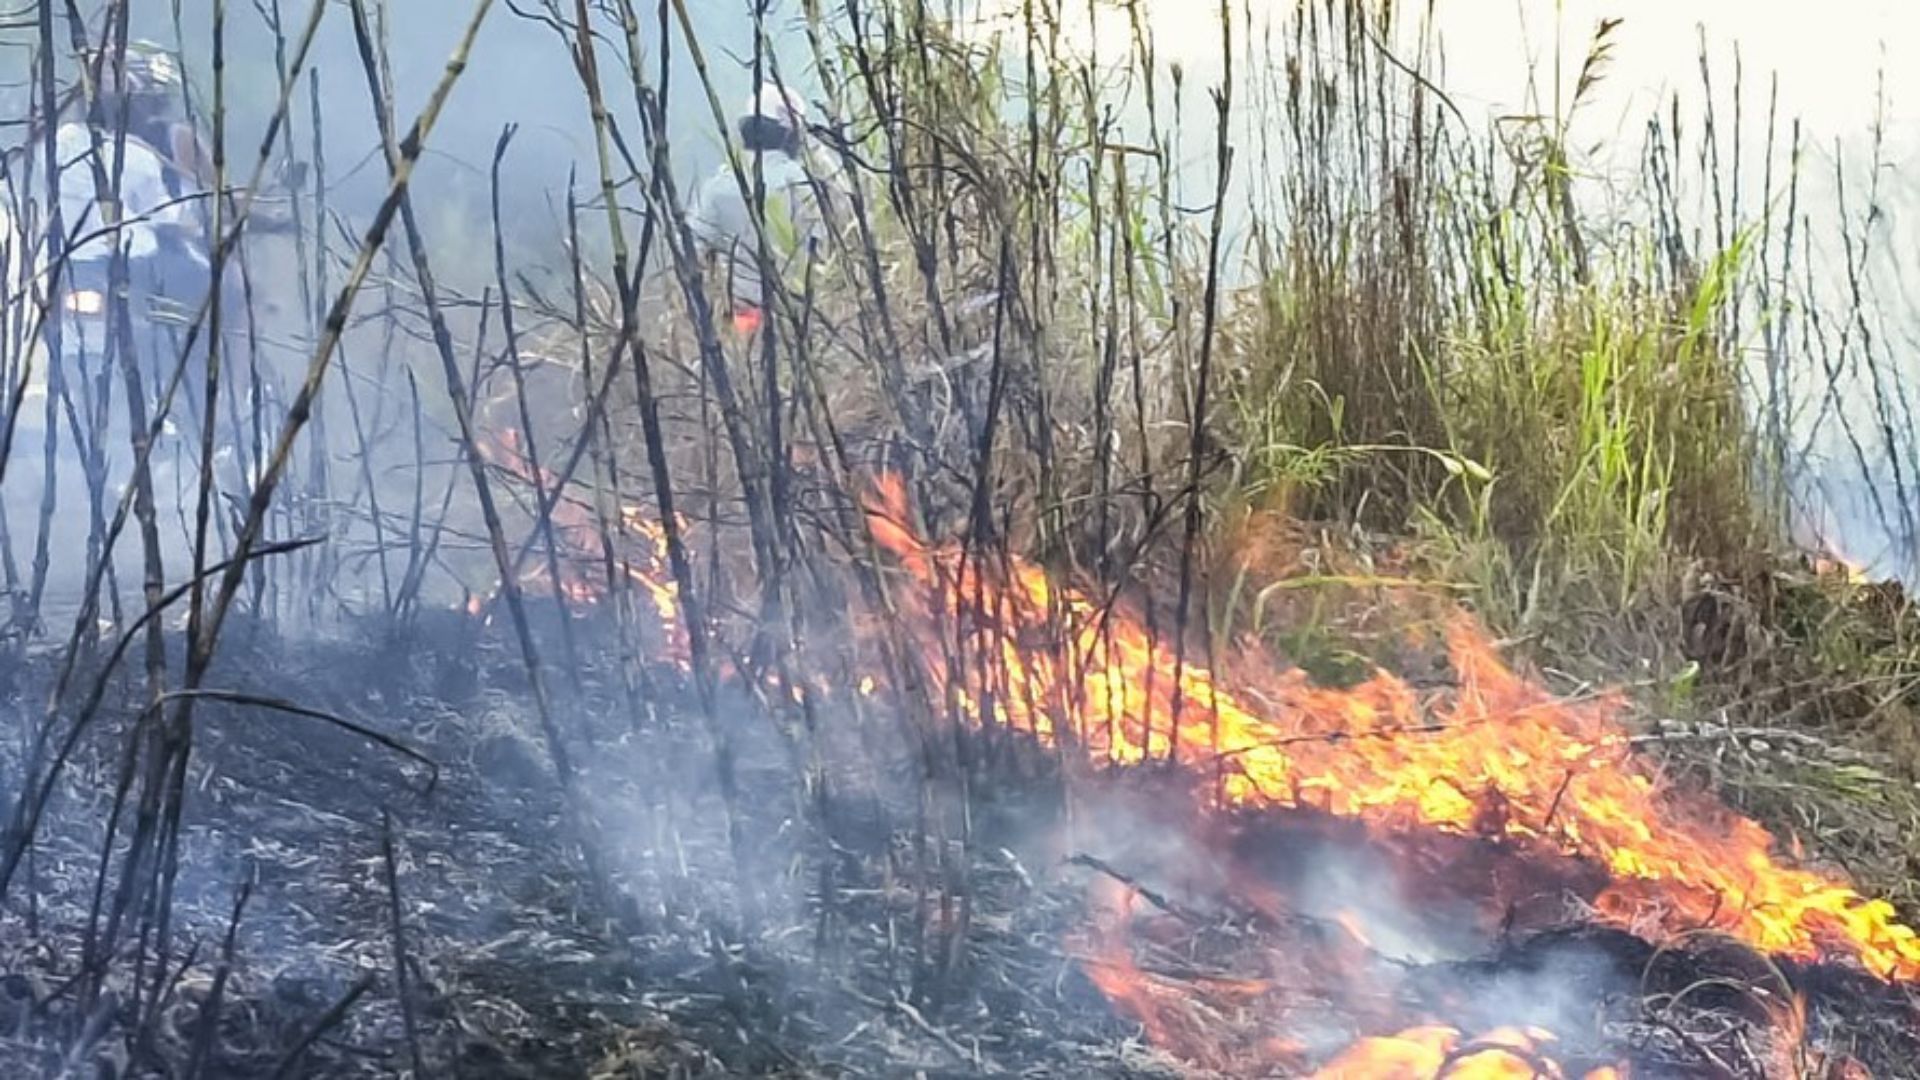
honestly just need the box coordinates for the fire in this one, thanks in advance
[616,504,685,634]
[1079,871,1630,1077]
[1078,876,1313,1075]
[474,430,686,661]
[859,474,1920,984]
[1311,1025,1615,1080]
[1812,554,1871,585]
[1806,524,1875,585]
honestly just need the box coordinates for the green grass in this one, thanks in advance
[605,0,1920,903]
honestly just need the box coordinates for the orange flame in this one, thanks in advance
[1812,554,1871,585]
[1079,876,1309,1075]
[1311,1025,1620,1080]
[860,474,1920,981]
[475,430,687,663]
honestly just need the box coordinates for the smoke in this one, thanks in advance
[1289,845,1464,966]
[1439,939,1634,1044]
[112,1,817,275]
[1046,770,1651,1073]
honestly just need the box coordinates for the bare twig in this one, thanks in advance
[266,974,375,1080]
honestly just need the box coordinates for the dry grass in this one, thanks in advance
[507,2,1920,910]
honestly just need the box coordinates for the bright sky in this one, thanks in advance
[966,1,1919,152]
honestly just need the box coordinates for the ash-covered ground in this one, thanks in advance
[0,609,1158,1078]
[3,608,1914,1078]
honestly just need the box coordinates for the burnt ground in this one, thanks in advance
[0,609,1162,1079]
[1,608,1918,1078]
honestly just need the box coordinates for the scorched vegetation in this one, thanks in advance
[1,1,1919,1077]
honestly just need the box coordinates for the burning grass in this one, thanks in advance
[861,475,1920,981]
[851,471,1920,1076]
[8,0,1920,1076]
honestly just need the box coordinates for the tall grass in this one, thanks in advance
[1208,11,1772,630]
[559,0,1896,669]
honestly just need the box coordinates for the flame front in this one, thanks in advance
[861,475,1920,983]
[1310,1025,1620,1080]
[476,430,686,662]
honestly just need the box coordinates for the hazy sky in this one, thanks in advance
[1422,1,1918,165]
[967,1,1918,158]
[79,2,1913,218]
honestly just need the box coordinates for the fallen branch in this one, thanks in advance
[149,689,439,792]
[1066,853,1204,926]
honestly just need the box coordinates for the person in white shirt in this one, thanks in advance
[689,83,837,335]
[44,46,219,435]
[2,44,209,311]
[2,42,230,491]
[96,42,214,198]
[70,42,212,261]
[56,121,205,269]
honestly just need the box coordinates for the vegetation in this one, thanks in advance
[672,0,1920,906]
[3,0,1920,1073]
[611,1,1920,903]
